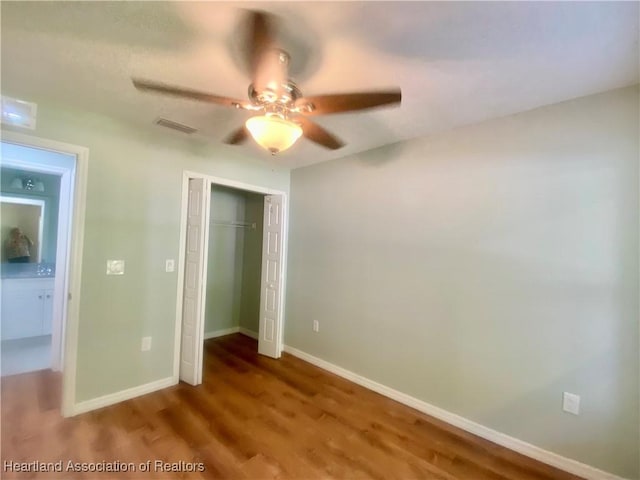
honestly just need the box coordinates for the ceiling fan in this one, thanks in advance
[132,10,401,155]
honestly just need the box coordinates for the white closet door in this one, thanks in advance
[180,178,208,385]
[258,195,283,358]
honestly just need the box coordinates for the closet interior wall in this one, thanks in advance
[204,185,264,340]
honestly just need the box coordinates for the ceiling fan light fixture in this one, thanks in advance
[245,115,302,155]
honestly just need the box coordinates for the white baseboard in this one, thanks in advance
[72,376,177,416]
[204,327,240,339]
[239,327,258,340]
[69,328,256,416]
[283,345,627,480]
[204,327,257,340]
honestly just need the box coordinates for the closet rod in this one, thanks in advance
[211,221,256,229]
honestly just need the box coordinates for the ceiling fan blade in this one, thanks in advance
[246,11,276,73]
[297,117,344,150]
[132,79,248,109]
[241,10,284,91]
[296,89,401,116]
[223,126,249,145]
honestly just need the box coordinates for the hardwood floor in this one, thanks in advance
[1,334,583,479]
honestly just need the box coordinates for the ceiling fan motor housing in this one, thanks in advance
[252,49,289,97]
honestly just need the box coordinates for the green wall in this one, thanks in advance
[2,101,289,403]
[204,185,263,336]
[205,185,246,334]
[285,87,639,479]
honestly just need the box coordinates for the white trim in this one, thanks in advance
[239,327,259,340]
[283,345,629,480]
[183,171,286,197]
[1,131,88,418]
[278,194,289,356]
[202,327,258,340]
[197,183,212,384]
[204,327,240,339]
[72,377,177,416]
[0,195,44,207]
[51,168,73,372]
[173,172,190,382]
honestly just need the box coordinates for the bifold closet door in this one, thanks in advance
[180,178,208,385]
[258,194,283,358]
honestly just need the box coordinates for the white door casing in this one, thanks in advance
[180,178,209,385]
[51,167,75,372]
[258,194,283,358]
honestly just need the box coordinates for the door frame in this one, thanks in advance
[1,131,88,417]
[173,170,289,381]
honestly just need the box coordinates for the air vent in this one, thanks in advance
[154,117,197,134]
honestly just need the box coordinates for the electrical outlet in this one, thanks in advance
[563,392,580,415]
[313,320,319,333]
[141,336,152,352]
[165,259,175,273]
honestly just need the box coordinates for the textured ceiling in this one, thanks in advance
[1,1,638,169]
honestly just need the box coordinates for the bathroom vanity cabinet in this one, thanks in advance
[1,277,54,340]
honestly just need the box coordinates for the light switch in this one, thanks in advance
[165,259,175,273]
[106,260,125,275]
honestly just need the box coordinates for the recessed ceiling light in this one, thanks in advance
[1,96,37,130]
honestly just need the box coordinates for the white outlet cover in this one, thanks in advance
[141,336,152,351]
[106,260,125,275]
[563,392,580,415]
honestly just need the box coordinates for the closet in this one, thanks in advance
[204,185,264,343]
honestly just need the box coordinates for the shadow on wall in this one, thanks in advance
[353,139,408,168]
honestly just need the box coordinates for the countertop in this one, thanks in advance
[1,263,56,279]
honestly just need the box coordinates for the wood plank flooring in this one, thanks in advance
[1,334,583,479]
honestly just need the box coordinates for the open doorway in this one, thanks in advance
[174,173,288,386]
[0,132,88,417]
[204,185,265,342]
[0,147,73,377]
[1,192,51,376]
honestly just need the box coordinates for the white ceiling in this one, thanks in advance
[1,1,638,169]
